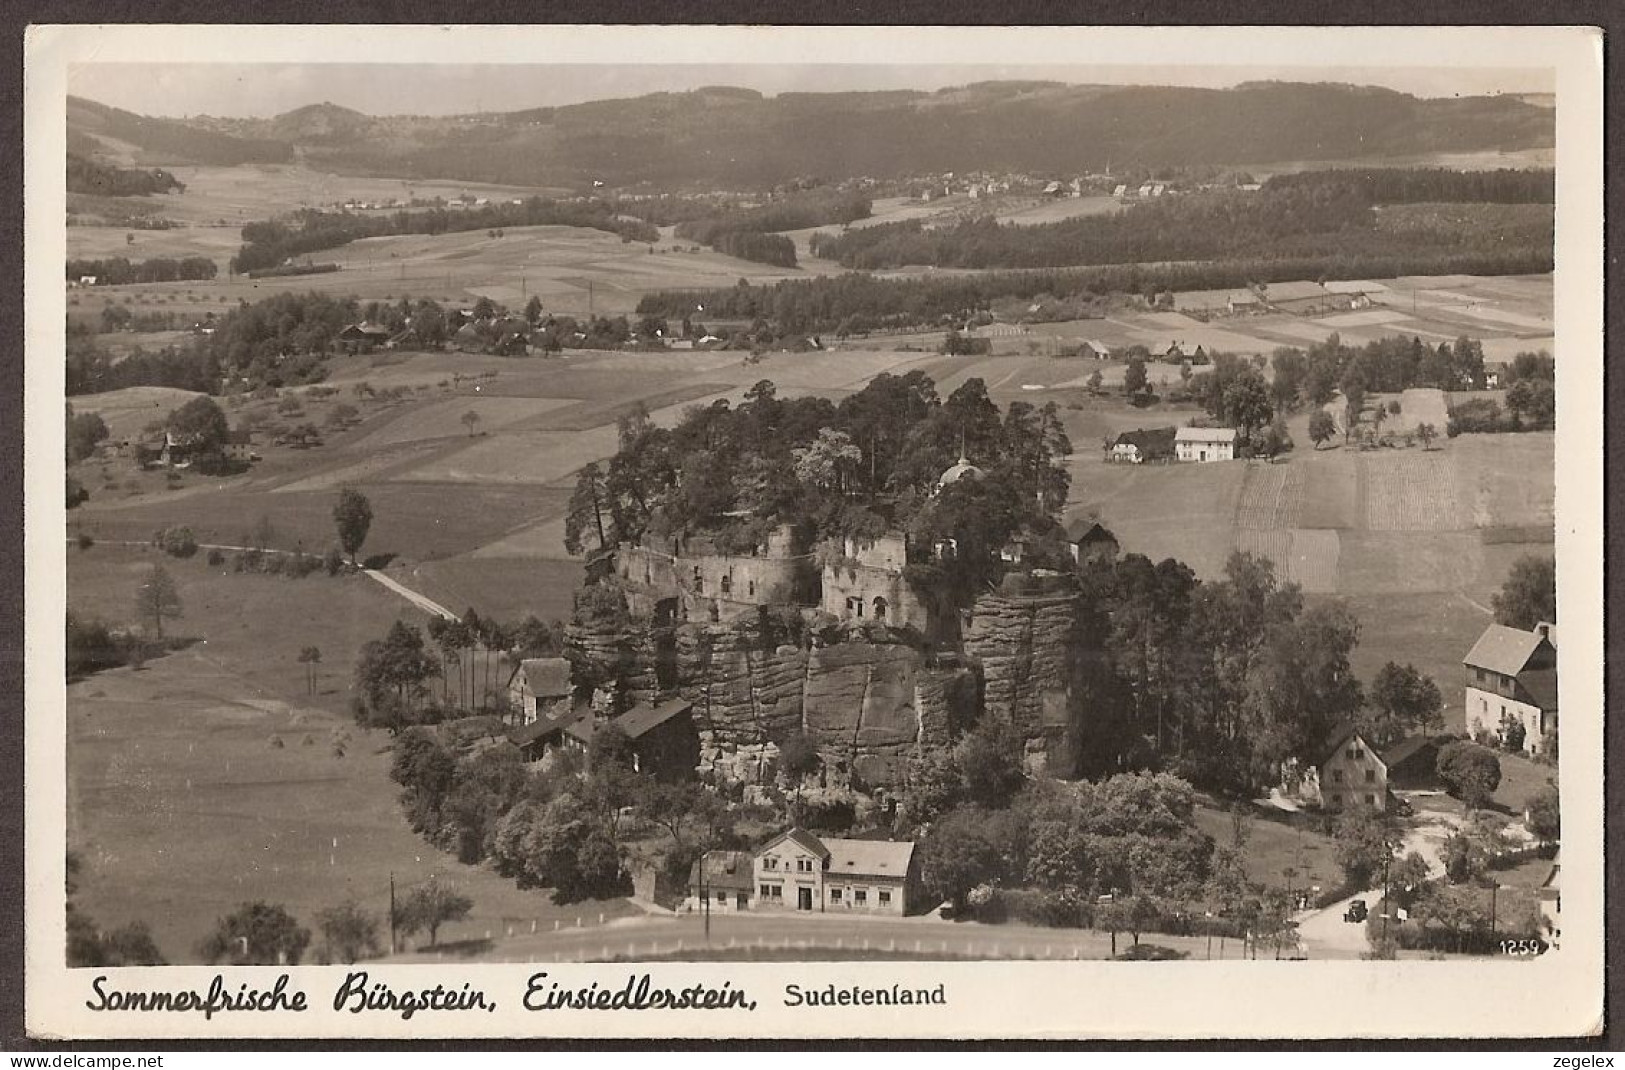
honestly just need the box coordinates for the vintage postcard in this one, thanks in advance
[23,23,1604,1040]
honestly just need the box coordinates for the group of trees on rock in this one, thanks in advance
[566,373,1072,610]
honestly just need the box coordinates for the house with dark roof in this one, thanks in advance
[508,657,571,725]
[1381,734,1443,791]
[751,827,921,915]
[1464,621,1558,755]
[686,850,757,913]
[223,426,256,464]
[1106,427,1177,464]
[1067,520,1120,568]
[337,321,392,354]
[561,698,700,781]
[508,707,592,764]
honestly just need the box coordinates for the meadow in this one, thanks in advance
[66,546,636,963]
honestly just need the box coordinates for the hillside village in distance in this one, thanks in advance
[61,75,1561,969]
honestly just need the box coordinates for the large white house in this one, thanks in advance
[686,827,921,916]
[1463,621,1558,755]
[1175,426,1238,462]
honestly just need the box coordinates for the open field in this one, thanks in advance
[1192,801,1342,903]
[66,546,635,962]
[70,385,205,441]
[994,195,1122,225]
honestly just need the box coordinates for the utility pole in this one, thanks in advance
[389,872,397,954]
[1380,850,1392,947]
[1489,882,1499,943]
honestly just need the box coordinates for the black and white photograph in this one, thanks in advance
[21,22,1605,1041]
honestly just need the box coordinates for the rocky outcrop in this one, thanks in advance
[572,588,1083,787]
[961,591,1081,777]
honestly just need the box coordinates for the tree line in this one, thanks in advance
[1262,166,1553,205]
[805,182,1551,271]
[67,256,218,285]
[636,249,1553,339]
[229,199,661,275]
[672,189,872,268]
[67,153,185,197]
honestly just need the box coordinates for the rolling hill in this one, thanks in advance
[69,80,1554,190]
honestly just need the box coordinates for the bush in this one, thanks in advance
[152,526,198,559]
[323,547,346,576]
[206,548,225,566]
[985,887,1092,928]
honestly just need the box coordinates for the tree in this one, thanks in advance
[1086,369,1103,393]
[952,720,1027,809]
[133,563,181,641]
[1436,741,1502,810]
[199,901,311,965]
[166,395,229,452]
[1492,555,1556,631]
[1258,417,1292,458]
[523,295,544,324]
[1332,805,1401,890]
[66,407,110,463]
[1416,422,1437,450]
[792,427,863,496]
[564,462,612,557]
[298,645,322,695]
[777,730,821,782]
[918,806,1020,914]
[1364,662,1443,748]
[316,899,380,963]
[398,876,473,947]
[1217,367,1273,443]
[461,409,481,437]
[1122,357,1148,397]
[1307,410,1337,449]
[333,487,373,565]
[1525,782,1560,844]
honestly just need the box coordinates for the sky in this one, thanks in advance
[67,62,1556,119]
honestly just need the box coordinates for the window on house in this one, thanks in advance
[760,884,771,897]
[692,566,704,593]
[1328,793,1341,808]
[855,890,867,904]
[879,890,891,905]
[874,597,888,621]
[830,888,842,901]
[763,857,777,871]
[720,574,732,595]
[1365,769,1376,783]
[1365,794,1377,806]
[1333,770,1345,783]
[748,579,756,597]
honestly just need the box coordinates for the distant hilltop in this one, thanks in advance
[68,79,1555,189]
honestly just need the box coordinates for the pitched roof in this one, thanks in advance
[1111,427,1177,455]
[822,837,916,880]
[759,826,830,861]
[562,710,599,744]
[688,850,756,893]
[517,657,571,699]
[510,705,588,747]
[1316,723,1383,768]
[613,698,694,739]
[1066,519,1118,545]
[1176,426,1238,444]
[1464,623,1550,676]
[1381,734,1437,770]
[1228,290,1261,304]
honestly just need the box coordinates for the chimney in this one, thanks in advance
[1534,621,1556,646]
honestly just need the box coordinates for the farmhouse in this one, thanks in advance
[508,657,571,725]
[223,426,255,463]
[752,827,920,915]
[1463,621,1558,755]
[508,707,588,764]
[1107,427,1176,464]
[1175,426,1237,462]
[1286,724,1389,812]
[337,321,392,354]
[1081,340,1112,360]
[1227,290,1262,314]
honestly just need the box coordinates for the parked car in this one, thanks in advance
[1344,899,1369,923]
